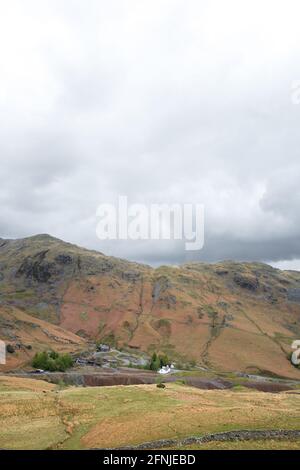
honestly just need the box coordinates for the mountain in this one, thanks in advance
[0,234,300,378]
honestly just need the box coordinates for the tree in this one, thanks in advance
[32,350,73,372]
[149,352,170,371]
[159,354,169,367]
[32,351,48,369]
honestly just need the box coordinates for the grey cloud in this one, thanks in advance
[1,0,300,268]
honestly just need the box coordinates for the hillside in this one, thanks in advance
[0,234,300,378]
[0,305,85,370]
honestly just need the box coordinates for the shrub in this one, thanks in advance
[157,382,166,389]
[6,344,15,354]
[32,351,48,369]
[100,332,117,348]
[32,350,73,372]
[156,376,166,388]
[57,354,73,371]
[189,359,197,368]
[46,357,57,372]
[49,350,59,360]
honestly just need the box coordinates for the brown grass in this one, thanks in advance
[0,375,55,392]
[0,382,299,449]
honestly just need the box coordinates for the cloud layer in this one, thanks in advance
[1,0,300,267]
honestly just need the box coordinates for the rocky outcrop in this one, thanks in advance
[233,273,259,291]
[152,276,172,303]
[287,288,300,303]
[16,251,55,283]
[122,271,141,282]
[55,254,73,265]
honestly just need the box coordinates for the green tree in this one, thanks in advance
[148,352,170,371]
[32,351,48,369]
[32,350,73,372]
[159,354,169,367]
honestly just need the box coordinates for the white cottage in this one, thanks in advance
[158,365,171,374]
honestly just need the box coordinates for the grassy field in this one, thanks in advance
[0,376,299,450]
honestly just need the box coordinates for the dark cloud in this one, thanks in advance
[1,0,300,269]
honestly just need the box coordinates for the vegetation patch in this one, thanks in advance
[32,350,73,372]
[148,352,170,371]
[80,311,88,321]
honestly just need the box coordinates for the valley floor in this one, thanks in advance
[0,375,300,450]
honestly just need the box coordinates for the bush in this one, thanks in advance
[6,344,15,354]
[156,382,166,389]
[32,350,73,372]
[189,360,197,368]
[156,376,166,388]
[100,332,117,348]
[49,350,59,360]
[32,351,48,369]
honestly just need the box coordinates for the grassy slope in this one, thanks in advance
[0,305,86,371]
[0,379,299,450]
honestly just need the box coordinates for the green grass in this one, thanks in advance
[62,385,179,449]
[0,381,299,450]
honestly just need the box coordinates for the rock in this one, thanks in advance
[217,301,228,310]
[85,257,114,274]
[225,314,234,321]
[287,288,300,303]
[215,269,229,276]
[161,294,176,308]
[96,344,110,352]
[152,277,171,302]
[122,271,140,282]
[16,251,55,283]
[55,254,73,265]
[233,273,259,291]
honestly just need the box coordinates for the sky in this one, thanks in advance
[1,0,300,268]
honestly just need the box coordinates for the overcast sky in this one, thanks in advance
[1,0,300,268]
